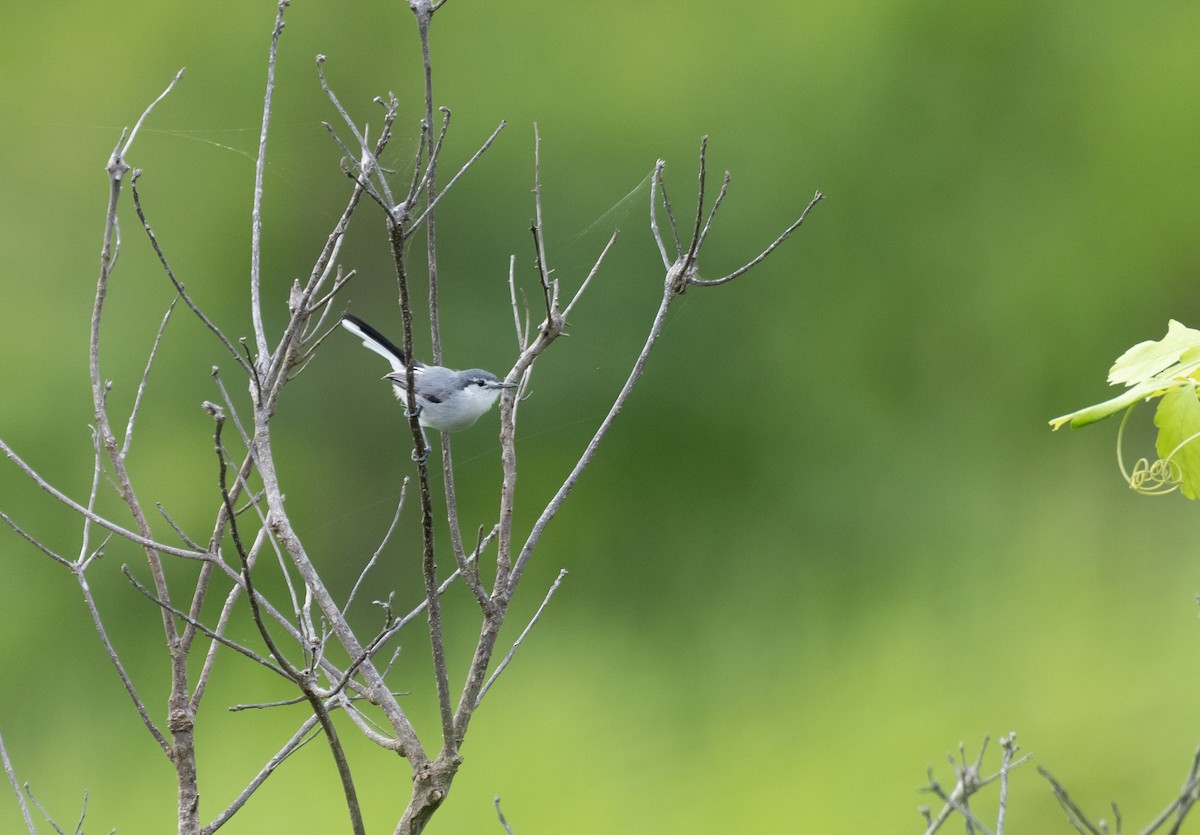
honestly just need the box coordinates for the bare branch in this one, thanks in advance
[1039,766,1103,835]
[0,732,37,835]
[648,160,671,268]
[208,405,365,835]
[121,297,178,459]
[344,481,408,615]
[209,372,258,468]
[251,438,427,762]
[303,268,357,340]
[694,170,731,256]
[385,528,492,637]
[996,733,1017,835]
[123,565,287,679]
[507,283,671,591]
[1130,743,1200,834]
[691,189,824,287]
[201,715,322,835]
[332,146,394,218]
[0,438,209,561]
[680,135,709,274]
[1,511,72,569]
[78,425,107,566]
[448,505,490,611]
[318,82,393,211]
[378,89,457,758]
[130,176,251,375]
[407,119,507,234]
[475,569,567,709]
[157,503,204,552]
[494,796,516,835]
[560,229,619,323]
[22,783,69,835]
[190,568,245,711]
[530,124,557,322]
[121,69,185,162]
[75,564,171,752]
[341,699,408,752]
[508,255,527,349]
[249,0,292,363]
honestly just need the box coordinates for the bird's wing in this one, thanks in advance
[411,367,458,404]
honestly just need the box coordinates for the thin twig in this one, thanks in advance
[209,372,258,469]
[251,448,427,762]
[996,733,1016,835]
[130,177,251,375]
[407,119,507,234]
[680,135,709,275]
[0,732,37,835]
[157,503,204,551]
[359,529,492,673]
[341,699,408,752]
[0,438,208,560]
[648,160,671,268]
[506,282,670,591]
[201,715,322,835]
[451,508,491,610]
[249,0,291,364]
[475,569,567,709]
[0,511,72,569]
[190,567,247,710]
[78,424,106,566]
[230,696,310,711]
[1148,744,1200,835]
[560,229,619,323]
[691,189,824,286]
[73,563,171,752]
[317,57,395,211]
[494,796,516,835]
[122,70,185,159]
[415,123,461,579]
[508,255,527,349]
[22,783,68,835]
[120,296,178,459]
[123,565,287,678]
[1040,766,1103,835]
[694,170,731,256]
[530,124,557,323]
[345,481,408,614]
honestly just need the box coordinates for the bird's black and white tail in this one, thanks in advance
[340,314,421,373]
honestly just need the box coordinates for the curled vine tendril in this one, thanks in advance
[1115,402,1200,495]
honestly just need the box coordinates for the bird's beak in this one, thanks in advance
[494,381,518,389]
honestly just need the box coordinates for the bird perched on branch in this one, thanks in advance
[340,313,515,457]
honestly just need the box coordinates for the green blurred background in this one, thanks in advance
[3,1,1200,832]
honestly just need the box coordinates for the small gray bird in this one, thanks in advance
[341,314,515,454]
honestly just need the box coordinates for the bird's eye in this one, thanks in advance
[476,380,487,387]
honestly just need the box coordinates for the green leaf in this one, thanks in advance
[1154,385,1200,499]
[1050,320,1200,430]
[1108,319,1200,385]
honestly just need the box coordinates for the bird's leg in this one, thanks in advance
[410,425,431,464]
[402,402,429,463]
